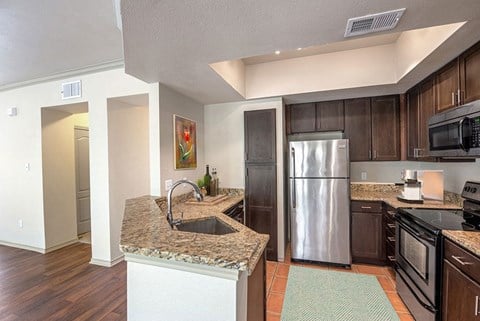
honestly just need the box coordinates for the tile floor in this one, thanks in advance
[266,248,414,321]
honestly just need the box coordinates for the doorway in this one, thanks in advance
[41,102,91,250]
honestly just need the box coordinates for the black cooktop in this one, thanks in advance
[398,208,480,233]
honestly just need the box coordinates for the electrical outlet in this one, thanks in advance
[361,172,367,180]
[165,179,173,191]
[25,163,30,171]
[182,177,187,187]
[18,219,23,228]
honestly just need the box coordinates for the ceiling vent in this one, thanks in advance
[344,8,405,37]
[61,80,82,100]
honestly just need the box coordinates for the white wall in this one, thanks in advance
[351,160,480,194]
[0,68,159,264]
[107,100,150,261]
[204,97,286,261]
[41,109,77,250]
[159,84,205,196]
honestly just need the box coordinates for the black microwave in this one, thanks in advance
[428,100,480,157]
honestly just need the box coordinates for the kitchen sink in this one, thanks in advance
[175,216,237,235]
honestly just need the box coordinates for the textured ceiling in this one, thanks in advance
[121,0,480,104]
[0,0,123,88]
[2,1,480,104]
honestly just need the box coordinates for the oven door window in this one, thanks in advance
[399,229,428,279]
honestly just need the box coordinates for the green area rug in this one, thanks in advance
[281,266,400,321]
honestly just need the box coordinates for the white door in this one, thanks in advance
[75,127,91,234]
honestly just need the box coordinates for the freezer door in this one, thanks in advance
[290,178,351,265]
[289,139,349,178]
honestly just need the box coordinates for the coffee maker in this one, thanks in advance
[399,169,423,203]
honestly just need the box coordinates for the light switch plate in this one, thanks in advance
[361,172,367,180]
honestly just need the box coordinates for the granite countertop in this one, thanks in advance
[350,184,463,209]
[120,194,269,275]
[442,230,480,257]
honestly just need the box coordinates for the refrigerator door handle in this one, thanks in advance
[291,147,296,208]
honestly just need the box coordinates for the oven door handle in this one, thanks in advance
[397,219,436,245]
[395,266,438,313]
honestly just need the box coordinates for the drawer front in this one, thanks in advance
[351,201,383,213]
[444,239,480,283]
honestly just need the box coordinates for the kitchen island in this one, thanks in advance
[120,194,269,321]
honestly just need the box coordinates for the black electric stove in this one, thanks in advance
[397,207,480,235]
[395,181,480,321]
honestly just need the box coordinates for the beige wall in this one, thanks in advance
[204,97,286,261]
[73,113,89,127]
[159,84,205,196]
[41,109,77,250]
[107,99,150,261]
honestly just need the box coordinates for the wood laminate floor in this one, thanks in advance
[0,243,126,321]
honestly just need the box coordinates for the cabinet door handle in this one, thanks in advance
[451,255,473,266]
[387,210,396,217]
[373,150,377,159]
[458,89,462,105]
[368,150,372,159]
[387,223,395,228]
[452,92,455,106]
[361,206,372,209]
[387,236,396,242]
[475,295,479,316]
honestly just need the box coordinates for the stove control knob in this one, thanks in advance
[472,187,478,193]
[465,186,471,192]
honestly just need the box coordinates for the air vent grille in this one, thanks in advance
[61,80,82,100]
[345,8,405,37]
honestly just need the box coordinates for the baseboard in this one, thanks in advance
[0,240,46,253]
[44,238,79,253]
[90,254,124,267]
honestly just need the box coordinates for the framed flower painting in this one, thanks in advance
[173,115,197,169]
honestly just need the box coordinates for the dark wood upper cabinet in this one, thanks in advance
[244,109,277,261]
[371,95,400,161]
[460,41,480,104]
[244,109,276,163]
[418,78,436,159]
[289,103,316,133]
[344,98,371,161]
[407,88,420,160]
[435,59,460,112]
[316,100,344,131]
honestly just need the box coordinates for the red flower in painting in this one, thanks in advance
[183,129,191,143]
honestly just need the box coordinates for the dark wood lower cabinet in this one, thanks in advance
[383,205,396,267]
[247,250,266,321]
[442,239,480,321]
[442,260,480,321]
[351,201,385,265]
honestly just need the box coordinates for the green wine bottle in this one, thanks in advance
[204,165,212,195]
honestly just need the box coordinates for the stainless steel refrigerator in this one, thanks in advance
[289,139,351,265]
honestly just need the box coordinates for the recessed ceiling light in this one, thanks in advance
[274,50,280,55]
[296,47,302,51]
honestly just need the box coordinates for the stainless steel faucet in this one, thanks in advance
[167,179,203,227]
